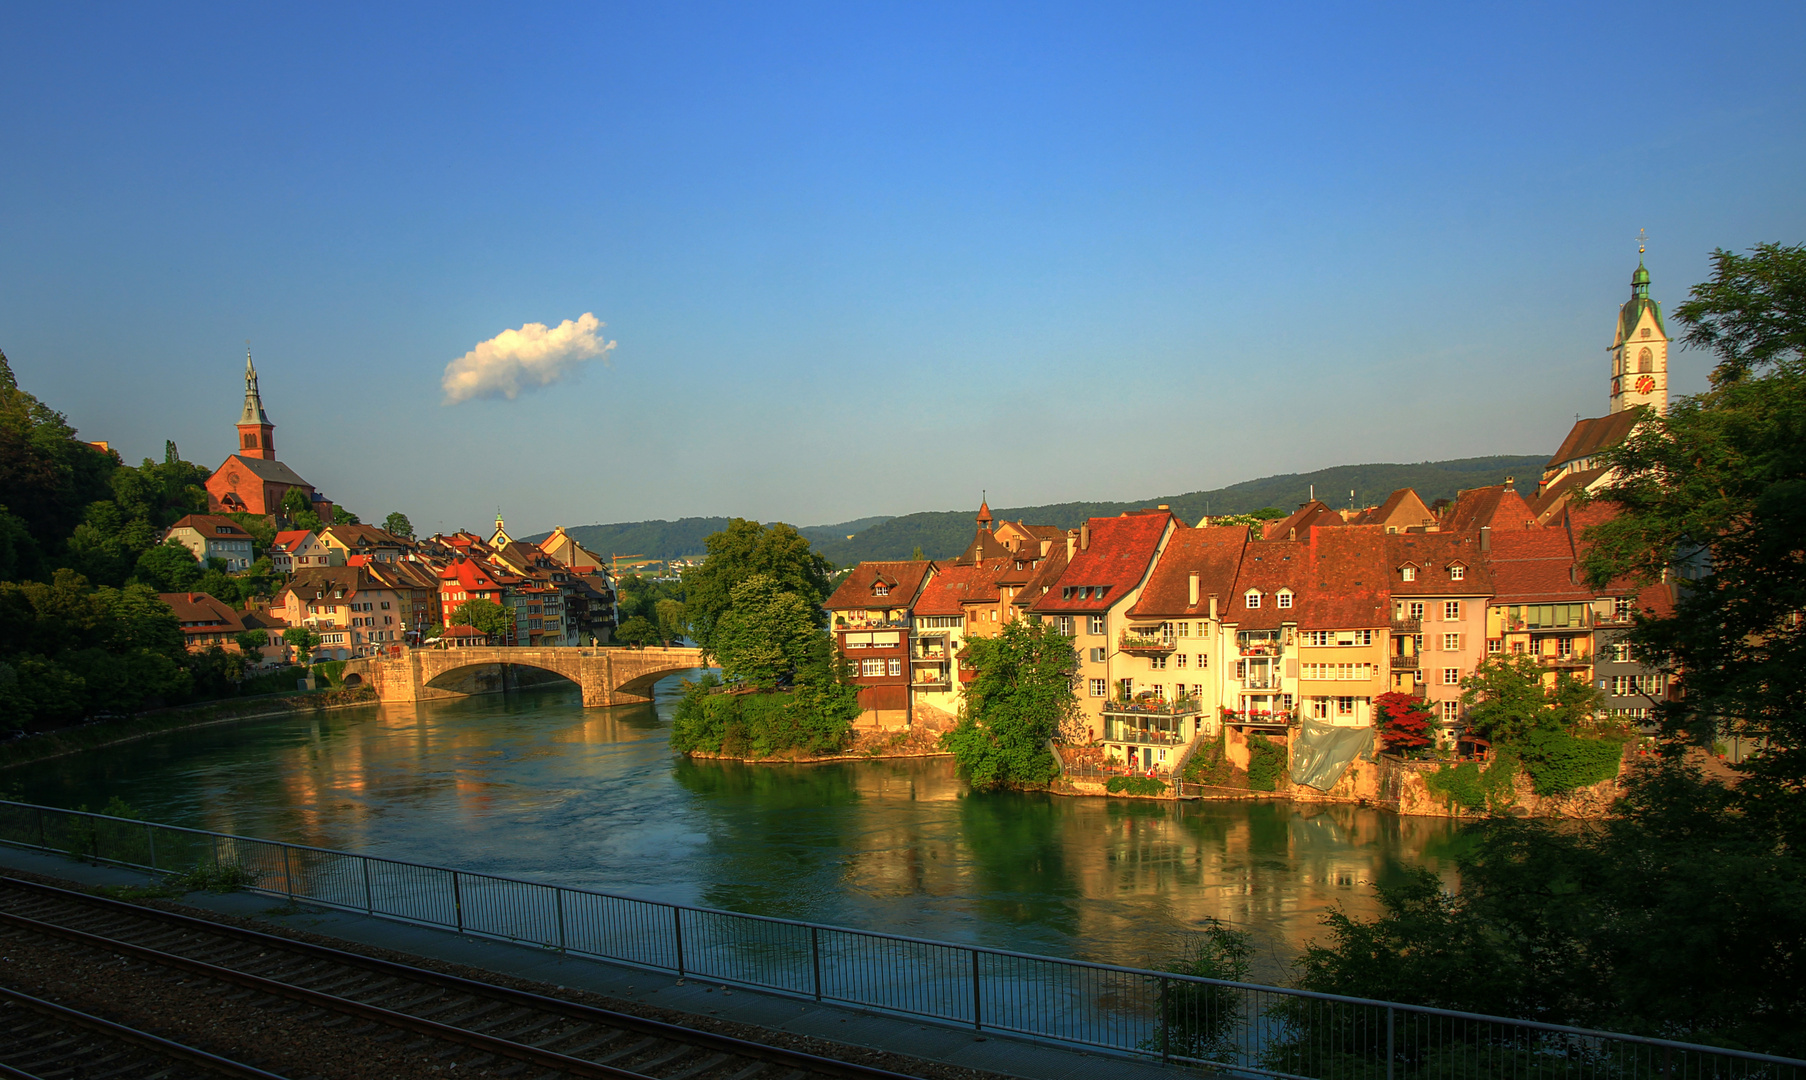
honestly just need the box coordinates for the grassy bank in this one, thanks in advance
[0,687,378,770]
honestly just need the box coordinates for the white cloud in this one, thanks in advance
[441,313,616,405]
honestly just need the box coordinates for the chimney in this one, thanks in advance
[1079,523,1091,551]
[1480,525,1492,552]
[1504,476,1516,490]
[1208,594,1218,621]
[1188,572,1200,607]
[1158,504,1169,511]
[1066,531,1076,560]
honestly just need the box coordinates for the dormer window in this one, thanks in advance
[873,584,889,596]
[1245,590,1262,609]
[1400,566,1417,582]
[1276,589,1293,609]
[1448,564,1466,581]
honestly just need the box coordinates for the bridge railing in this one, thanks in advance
[3,799,1800,1080]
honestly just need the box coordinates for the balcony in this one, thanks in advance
[1390,655,1419,670]
[1242,674,1282,689]
[836,618,910,630]
[1118,632,1175,655]
[1106,727,1186,746]
[1104,696,1203,717]
[1538,654,1591,669]
[912,650,949,662]
[1238,643,1282,658]
[1391,618,1422,634]
[1221,708,1294,726]
[912,676,952,689]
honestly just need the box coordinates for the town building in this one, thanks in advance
[162,514,257,572]
[271,567,411,659]
[159,592,249,651]
[438,556,512,643]
[271,529,336,573]
[1385,530,1493,739]
[825,560,936,730]
[318,523,413,564]
[204,351,334,520]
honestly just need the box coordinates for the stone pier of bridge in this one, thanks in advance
[342,646,710,709]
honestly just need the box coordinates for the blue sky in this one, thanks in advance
[3,2,1803,536]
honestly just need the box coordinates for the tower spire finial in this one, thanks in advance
[1637,227,1647,256]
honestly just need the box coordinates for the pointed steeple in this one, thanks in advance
[235,348,277,460]
[976,492,993,532]
[241,349,270,425]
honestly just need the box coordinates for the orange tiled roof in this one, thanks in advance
[1027,511,1175,614]
[824,561,935,610]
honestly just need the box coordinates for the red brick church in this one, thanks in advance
[205,351,333,520]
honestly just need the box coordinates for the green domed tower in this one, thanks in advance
[1609,254,1668,416]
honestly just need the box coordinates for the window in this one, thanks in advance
[1613,597,1633,620]
[1612,642,1630,662]
[1089,647,1106,663]
[1443,668,1460,685]
[1304,631,1330,646]
[1301,663,1374,681]
[1443,601,1462,622]
[1055,616,1074,635]
[1336,696,1356,716]
[1612,675,1631,696]
[1556,637,1574,658]
[1441,700,1460,722]
[1276,590,1293,609]
[888,658,902,677]
[1448,564,1465,581]
[1176,622,1189,638]
[860,659,884,677]
[1510,640,1525,654]
[1094,587,1108,600]
[1196,654,1208,669]
[1442,633,1462,652]
[1487,638,1502,653]
[1119,678,1134,699]
[1408,601,1425,620]
[1149,655,1167,670]
[1089,679,1107,697]
[873,584,889,596]
[1244,590,1261,609]
[1234,660,1246,680]
[1400,566,1417,582]
[1088,615,1105,636]
[1312,697,1330,718]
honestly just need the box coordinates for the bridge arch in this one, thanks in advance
[343,646,711,709]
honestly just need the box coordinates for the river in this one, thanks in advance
[6,677,1466,982]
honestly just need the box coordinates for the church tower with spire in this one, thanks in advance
[237,349,276,460]
[1608,250,1669,416]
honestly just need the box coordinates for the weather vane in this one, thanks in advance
[1637,228,1647,256]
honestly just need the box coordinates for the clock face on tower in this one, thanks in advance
[1635,375,1656,394]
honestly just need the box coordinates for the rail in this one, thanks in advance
[3,800,1799,1080]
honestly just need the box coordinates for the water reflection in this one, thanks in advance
[8,680,1460,980]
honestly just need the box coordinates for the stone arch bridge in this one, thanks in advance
[342,646,710,708]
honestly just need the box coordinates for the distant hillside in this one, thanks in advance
[535,454,1547,567]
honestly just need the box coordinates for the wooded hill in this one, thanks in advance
[538,454,1547,567]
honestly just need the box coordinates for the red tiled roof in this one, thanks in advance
[1262,501,1342,540]
[1485,528,1587,602]
[824,561,935,610]
[1128,526,1247,618]
[913,564,976,616]
[273,530,315,553]
[1225,527,1391,630]
[157,592,246,630]
[1443,484,1537,534]
[1027,512,1175,614]
[1385,532,1494,596]
[1352,488,1437,531]
[167,514,254,538]
[1547,412,1640,471]
[1530,467,1608,523]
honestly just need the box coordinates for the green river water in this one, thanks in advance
[5,676,1465,982]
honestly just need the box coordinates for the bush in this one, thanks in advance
[1424,752,1518,813]
[311,660,347,687]
[166,862,261,893]
[1516,729,1626,794]
[1145,920,1252,1060]
[237,665,310,696]
[1106,775,1168,796]
[1246,734,1286,791]
[669,675,857,758]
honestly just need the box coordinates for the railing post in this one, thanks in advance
[283,844,295,901]
[35,806,45,849]
[811,926,822,1001]
[556,888,566,952]
[971,949,982,1031]
[146,824,157,872]
[362,857,373,915]
[1386,1005,1396,1080]
[1159,975,1170,1063]
[452,871,464,933]
[672,907,685,978]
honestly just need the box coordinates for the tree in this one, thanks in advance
[1459,654,1596,743]
[235,629,268,657]
[450,597,514,642]
[682,519,832,654]
[0,348,116,557]
[613,615,659,647]
[382,511,414,539]
[132,541,203,592]
[332,505,359,525]
[710,575,817,690]
[1374,691,1432,752]
[282,627,322,664]
[653,597,686,645]
[279,487,323,530]
[1582,242,1806,826]
[943,619,1076,790]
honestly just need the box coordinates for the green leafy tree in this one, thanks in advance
[943,618,1076,790]
[382,511,414,539]
[235,629,268,656]
[450,597,514,642]
[1148,920,1253,1060]
[332,505,360,525]
[1582,242,1806,826]
[0,349,115,559]
[682,519,832,654]
[613,615,660,646]
[1459,654,1596,743]
[278,488,322,530]
[282,627,322,664]
[653,597,686,645]
[710,575,817,690]
[132,541,203,592]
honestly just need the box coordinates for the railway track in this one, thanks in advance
[0,876,925,1080]
[0,982,290,1079]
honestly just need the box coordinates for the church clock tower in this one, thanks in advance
[236,349,276,460]
[1608,252,1669,416]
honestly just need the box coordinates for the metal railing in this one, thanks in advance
[2,800,1798,1080]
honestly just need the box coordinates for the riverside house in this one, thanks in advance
[825,560,935,730]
